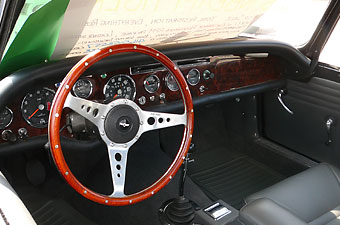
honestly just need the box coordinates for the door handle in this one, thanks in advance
[277,89,294,115]
[325,117,336,145]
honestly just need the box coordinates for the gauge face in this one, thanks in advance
[21,88,55,128]
[103,74,136,102]
[144,74,160,93]
[0,107,13,129]
[186,69,200,86]
[73,78,93,98]
[165,73,179,92]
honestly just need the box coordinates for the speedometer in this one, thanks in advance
[103,74,136,102]
[21,88,55,128]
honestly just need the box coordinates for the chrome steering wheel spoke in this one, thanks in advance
[63,97,187,198]
[139,110,187,134]
[107,144,129,198]
[64,94,110,127]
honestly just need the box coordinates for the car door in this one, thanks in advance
[261,8,340,167]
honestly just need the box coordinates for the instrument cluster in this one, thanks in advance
[0,64,207,140]
[0,55,282,143]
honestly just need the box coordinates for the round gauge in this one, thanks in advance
[186,69,200,86]
[73,78,93,98]
[0,107,13,129]
[21,88,55,128]
[165,73,179,92]
[103,74,136,102]
[144,74,160,93]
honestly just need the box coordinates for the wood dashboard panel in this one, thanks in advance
[130,55,282,107]
[0,55,282,144]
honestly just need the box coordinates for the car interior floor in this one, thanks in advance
[0,95,312,225]
[182,96,310,210]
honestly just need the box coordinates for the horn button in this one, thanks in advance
[104,105,140,143]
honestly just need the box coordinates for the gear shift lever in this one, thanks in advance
[180,143,195,196]
[159,143,196,225]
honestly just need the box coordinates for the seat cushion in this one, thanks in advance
[240,198,307,225]
[240,163,340,225]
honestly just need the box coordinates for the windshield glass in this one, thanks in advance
[240,0,329,47]
[0,0,330,77]
[52,0,276,59]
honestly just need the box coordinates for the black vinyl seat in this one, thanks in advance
[240,163,340,225]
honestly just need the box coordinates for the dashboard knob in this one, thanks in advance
[203,70,214,80]
[2,130,17,142]
[199,85,207,93]
[160,93,166,103]
[138,96,146,105]
[18,128,28,138]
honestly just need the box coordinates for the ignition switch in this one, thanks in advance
[1,130,17,142]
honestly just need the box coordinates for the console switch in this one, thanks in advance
[204,202,231,220]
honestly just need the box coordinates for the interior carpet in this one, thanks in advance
[188,147,285,209]
[32,199,96,225]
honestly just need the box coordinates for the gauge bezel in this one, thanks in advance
[21,87,55,128]
[0,107,13,130]
[165,72,179,92]
[144,74,160,94]
[103,74,137,101]
[72,78,93,98]
[186,68,200,86]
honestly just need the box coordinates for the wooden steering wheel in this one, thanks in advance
[48,44,194,206]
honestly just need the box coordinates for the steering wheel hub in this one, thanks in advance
[105,104,139,143]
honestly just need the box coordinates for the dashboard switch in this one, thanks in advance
[199,85,207,93]
[138,96,146,105]
[18,128,28,139]
[203,70,215,80]
[2,130,17,142]
[160,93,166,103]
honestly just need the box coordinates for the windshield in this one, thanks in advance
[53,0,276,59]
[0,0,330,77]
[240,0,330,47]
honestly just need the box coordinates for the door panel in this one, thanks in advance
[263,76,340,167]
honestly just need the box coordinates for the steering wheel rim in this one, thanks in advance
[48,44,194,206]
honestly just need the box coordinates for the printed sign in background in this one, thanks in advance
[52,0,276,59]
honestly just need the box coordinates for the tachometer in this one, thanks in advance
[21,88,55,128]
[144,74,160,93]
[165,72,179,92]
[73,78,93,98]
[103,74,136,102]
[0,107,13,129]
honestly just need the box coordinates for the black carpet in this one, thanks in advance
[33,200,96,225]
[188,147,285,209]
[70,130,212,225]
[185,103,287,210]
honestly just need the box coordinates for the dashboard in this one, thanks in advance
[0,54,282,144]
